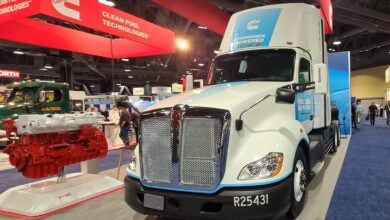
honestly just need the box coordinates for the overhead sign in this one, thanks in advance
[319,0,333,35]
[0,0,174,58]
[0,69,20,78]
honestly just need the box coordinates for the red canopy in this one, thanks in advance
[0,0,175,58]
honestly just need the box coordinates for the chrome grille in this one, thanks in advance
[141,117,172,183]
[180,117,221,186]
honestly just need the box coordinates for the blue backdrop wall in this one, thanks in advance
[328,51,351,135]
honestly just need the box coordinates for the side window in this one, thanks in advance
[298,58,311,83]
[44,88,63,103]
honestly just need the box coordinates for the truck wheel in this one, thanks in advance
[288,147,307,219]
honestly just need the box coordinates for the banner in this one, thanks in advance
[0,0,174,58]
[328,51,351,135]
[0,69,20,78]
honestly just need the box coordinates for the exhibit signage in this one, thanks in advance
[0,69,20,78]
[231,8,281,51]
[132,87,144,96]
[0,0,174,58]
[151,86,171,95]
[171,83,183,93]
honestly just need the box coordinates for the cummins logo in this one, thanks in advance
[51,0,80,21]
[247,19,260,30]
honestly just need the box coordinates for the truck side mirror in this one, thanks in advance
[313,63,328,93]
[275,88,295,104]
[39,91,47,103]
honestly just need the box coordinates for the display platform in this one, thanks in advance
[0,173,123,218]
[0,152,12,171]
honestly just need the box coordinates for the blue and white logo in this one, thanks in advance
[247,19,260,30]
[231,8,281,51]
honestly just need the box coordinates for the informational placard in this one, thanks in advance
[151,86,171,95]
[171,83,183,93]
[132,87,144,96]
[0,69,20,78]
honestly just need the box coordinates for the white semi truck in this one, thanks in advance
[125,3,339,219]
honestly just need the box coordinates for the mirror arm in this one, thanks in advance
[236,94,273,131]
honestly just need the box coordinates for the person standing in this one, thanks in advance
[351,104,357,128]
[119,104,132,146]
[331,103,340,145]
[108,105,121,146]
[331,103,339,122]
[385,101,390,126]
[368,102,378,126]
[356,101,364,125]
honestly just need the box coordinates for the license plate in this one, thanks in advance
[233,194,269,207]
[144,193,164,211]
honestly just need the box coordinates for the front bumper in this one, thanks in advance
[124,175,292,220]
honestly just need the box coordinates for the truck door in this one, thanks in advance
[295,57,315,133]
[39,87,66,113]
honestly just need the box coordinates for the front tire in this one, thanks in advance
[287,147,307,219]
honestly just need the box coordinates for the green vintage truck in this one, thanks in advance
[0,80,84,146]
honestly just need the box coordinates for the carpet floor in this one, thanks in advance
[326,116,390,219]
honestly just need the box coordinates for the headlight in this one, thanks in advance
[238,152,283,180]
[127,156,137,172]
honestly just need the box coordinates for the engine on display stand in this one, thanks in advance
[0,113,123,218]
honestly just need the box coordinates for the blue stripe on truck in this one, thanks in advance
[127,172,292,194]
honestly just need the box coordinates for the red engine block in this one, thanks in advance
[3,119,108,178]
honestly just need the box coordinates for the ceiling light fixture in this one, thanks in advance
[44,65,53,69]
[90,85,95,88]
[176,38,190,51]
[198,63,205,67]
[13,50,24,55]
[121,58,129,62]
[333,40,341,45]
[128,75,134,79]
[40,68,47,71]
[124,69,131,72]
[98,0,115,7]
[198,26,208,29]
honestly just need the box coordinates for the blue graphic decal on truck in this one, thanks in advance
[231,8,281,51]
[295,90,314,122]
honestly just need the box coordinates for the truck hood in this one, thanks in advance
[148,81,289,111]
[0,103,25,120]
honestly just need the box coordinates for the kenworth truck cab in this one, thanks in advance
[0,80,73,146]
[125,3,339,219]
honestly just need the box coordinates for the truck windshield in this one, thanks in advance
[208,49,295,85]
[6,87,37,104]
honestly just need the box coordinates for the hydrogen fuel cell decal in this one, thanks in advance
[231,8,281,51]
[295,90,314,122]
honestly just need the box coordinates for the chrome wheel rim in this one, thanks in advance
[293,160,306,202]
